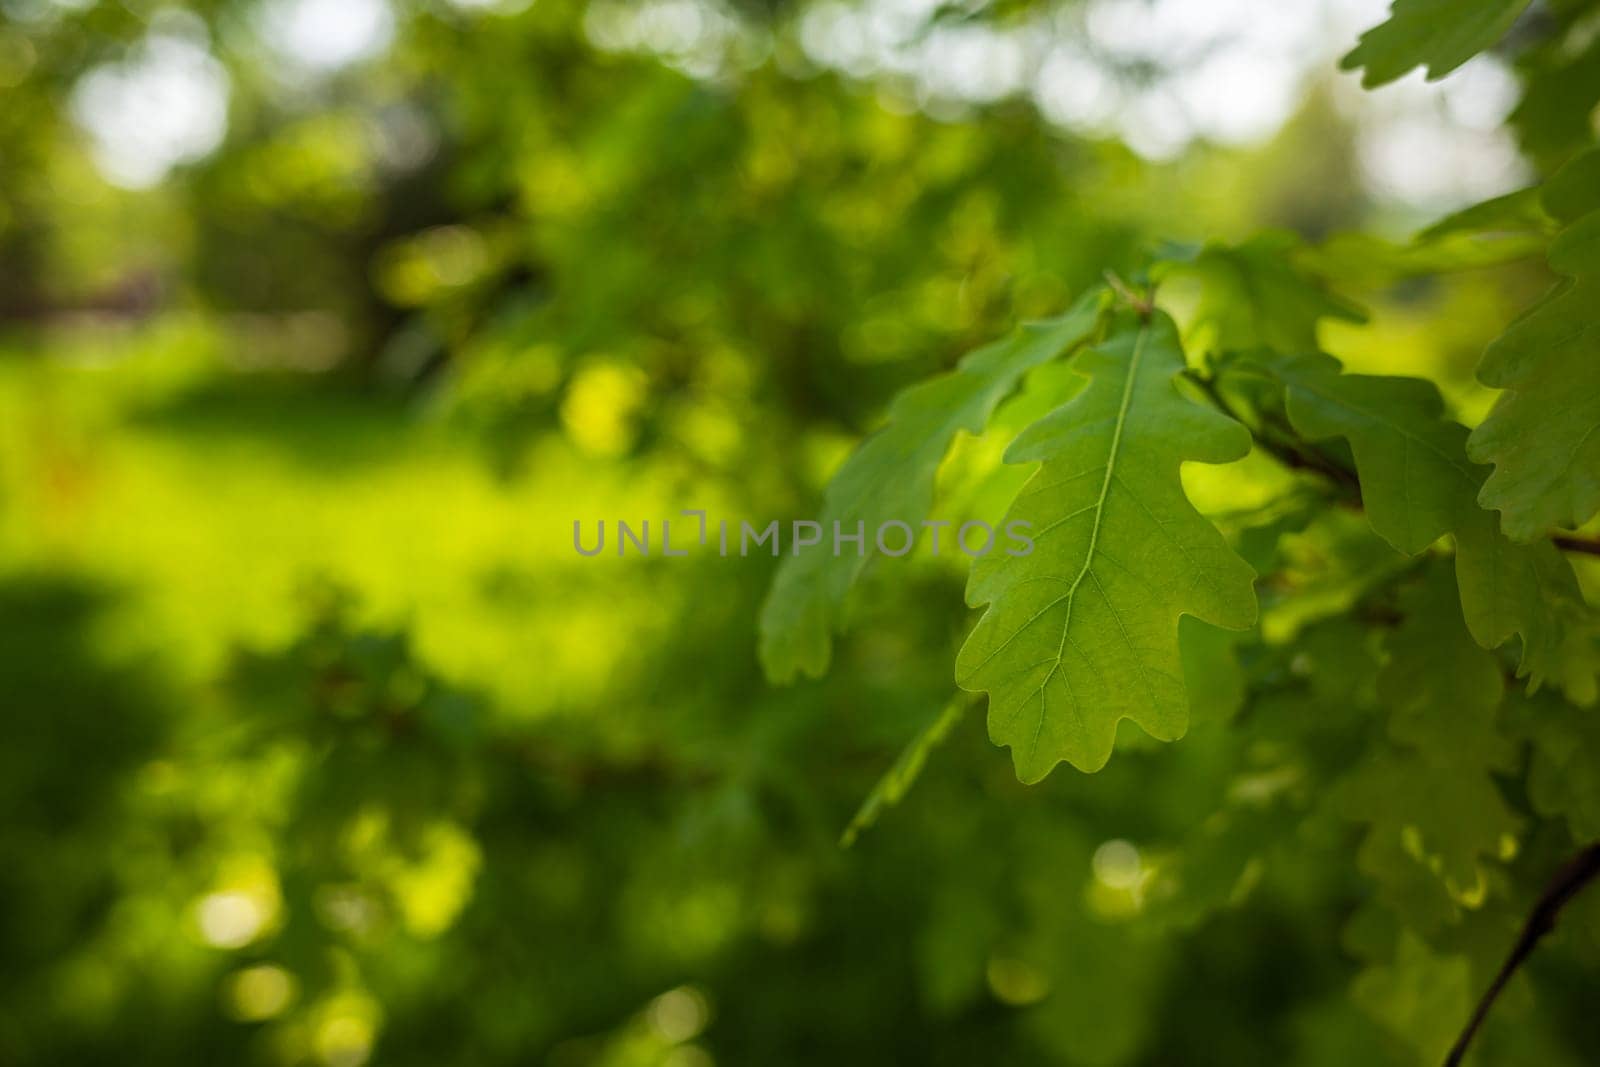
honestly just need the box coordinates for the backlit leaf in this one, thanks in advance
[956,310,1257,780]
[759,289,1108,683]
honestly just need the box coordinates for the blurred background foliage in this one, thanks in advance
[2,0,1598,1064]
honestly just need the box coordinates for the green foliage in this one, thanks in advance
[956,309,1257,779]
[1161,234,1366,352]
[1340,0,1530,87]
[1223,348,1594,700]
[1352,932,1474,1064]
[5,1,1600,1066]
[759,289,1107,683]
[1341,564,1519,918]
[750,5,1600,1030]
[1468,149,1600,541]
[1510,0,1600,164]
[1515,689,1600,841]
[839,697,969,849]
[1265,352,1483,556]
[1453,513,1597,704]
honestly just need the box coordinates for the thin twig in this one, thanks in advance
[1103,270,1154,318]
[1182,370,1362,503]
[1554,534,1600,557]
[1183,371,1600,551]
[1443,842,1600,1067]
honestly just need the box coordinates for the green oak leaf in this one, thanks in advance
[1258,511,1411,642]
[1510,689,1600,842]
[1453,507,1598,706]
[1540,145,1600,225]
[1159,233,1365,354]
[1379,563,1510,767]
[1340,565,1520,932]
[1233,350,1594,699]
[1512,32,1600,165]
[1468,207,1600,541]
[1271,352,1478,555]
[1304,187,1550,289]
[1416,186,1548,243]
[1306,228,1547,289]
[956,309,1258,781]
[1339,0,1529,87]
[1349,830,1465,937]
[759,288,1108,683]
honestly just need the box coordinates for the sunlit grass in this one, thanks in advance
[0,325,733,718]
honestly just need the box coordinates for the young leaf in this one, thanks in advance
[956,309,1257,781]
[759,289,1108,683]
[1339,0,1529,87]
[1468,202,1600,541]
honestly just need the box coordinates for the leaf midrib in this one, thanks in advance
[1027,322,1150,760]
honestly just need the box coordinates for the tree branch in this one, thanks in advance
[1182,369,1362,503]
[1183,370,1600,557]
[1554,534,1600,557]
[1443,842,1600,1067]
[1103,270,1154,318]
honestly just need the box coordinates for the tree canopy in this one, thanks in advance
[2,2,1599,1066]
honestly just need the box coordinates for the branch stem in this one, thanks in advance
[1553,534,1600,557]
[1182,369,1600,553]
[1182,369,1361,502]
[1444,843,1600,1067]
